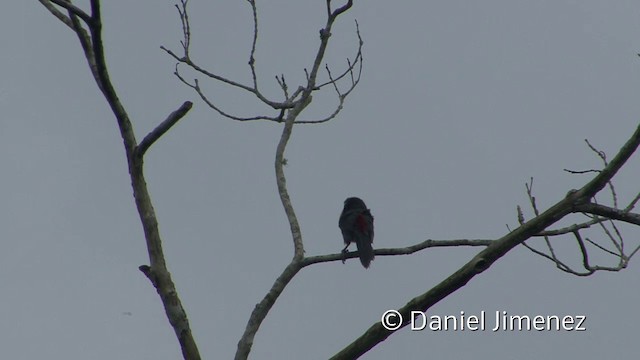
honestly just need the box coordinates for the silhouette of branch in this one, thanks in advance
[137,101,194,157]
[295,23,363,124]
[38,0,74,28]
[172,74,283,122]
[522,136,640,278]
[331,122,640,359]
[234,2,359,358]
[45,0,92,24]
[535,218,603,236]
[303,239,493,266]
[39,1,198,359]
[163,0,362,125]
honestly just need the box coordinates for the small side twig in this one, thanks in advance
[137,101,193,157]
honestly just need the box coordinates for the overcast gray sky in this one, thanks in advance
[3,1,640,359]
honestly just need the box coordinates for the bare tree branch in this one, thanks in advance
[176,0,191,55]
[164,0,362,125]
[328,0,354,19]
[574,202,640,226]
[233,3,358,359]
[331,122,640,359]
[162,44,292,109]
[39,1,199,359]
[314,20,364,90]
[535,218,603,236]
[520,137,640,279]
[573,231,595,274]
[585,139,619,207]
[38,0,74,29]
[39,0,101,91]
[522,241,577,273]
[41,2,640,359]
[623,191,640,212]
[46,0,92,24]
[234,262,302,360]
[246,0,260,90]
[584,236,619,257]
[524,178,564,266]
[292,22,363,124]
[303,239,493,266]
[137,101,194,157]
[523,226,630,276]
[183,76,282,122]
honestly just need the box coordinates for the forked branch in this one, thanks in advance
[163,0,362,124]
[39,1,198,359]
[331,123,640,358]
[522,139,640,276]
[233,2,359,359]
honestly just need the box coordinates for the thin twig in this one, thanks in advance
[246,0,260,90]
[303,239,493,266]
[333,121,640,359]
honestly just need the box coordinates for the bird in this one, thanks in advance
[339,197,375,268]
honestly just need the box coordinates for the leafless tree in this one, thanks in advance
[39,1,640,359]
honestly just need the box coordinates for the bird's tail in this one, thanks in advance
[356,239,374,268]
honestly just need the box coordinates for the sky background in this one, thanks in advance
[3,1,640,359]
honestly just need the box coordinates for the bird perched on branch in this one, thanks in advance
[339,197,375,268]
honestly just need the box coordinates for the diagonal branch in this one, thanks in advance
[40,1,199,359]
[573,231,594,273]
[328,0,354,19]
[234,99,312,360]
[137,101,194,157]
[174,75,282,122]
[521,241,577,274]
[331,122,640,359]
[162,45,292,109]
[38,0,74,29]
[234,3,357,359]
[246,0,260,90]
[535,218,604,236]
[46,0,93,24]
[295,23,363,125]
[234,261,302,360]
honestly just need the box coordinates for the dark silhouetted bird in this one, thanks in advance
[339,197,374,268]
